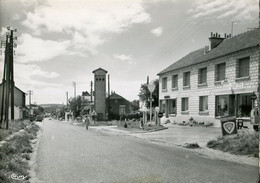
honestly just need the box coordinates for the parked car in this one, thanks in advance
[36,115,44,122]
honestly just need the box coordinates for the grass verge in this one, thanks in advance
[207,131,259,157]
[0,121,40,183]
[0,120,31,141]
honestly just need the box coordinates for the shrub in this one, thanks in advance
[207,132,259,157]
[184,143,200,149]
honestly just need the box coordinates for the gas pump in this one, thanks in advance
[250,92,259,131]
[250,107,259,131]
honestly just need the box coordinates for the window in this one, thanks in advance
[198,67,207,84]
[237,57,249,78]
[216,95,228,117]
[215,63,226,81]
[172,75,178,88]
[169,99,176,114]
[183,72,190,87]
[237,94,252,117]
[181,98,189,111]
[162,77,167,90]
[199,96,208,111]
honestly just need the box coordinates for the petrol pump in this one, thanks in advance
[250,92,259,131]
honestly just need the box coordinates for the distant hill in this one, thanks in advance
[39,104,65,108]
[39,104,66,113]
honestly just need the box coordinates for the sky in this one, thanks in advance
[0,0,258,105]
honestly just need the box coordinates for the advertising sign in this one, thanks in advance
[220,116,237,136]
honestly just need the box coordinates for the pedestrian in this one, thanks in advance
[85,116,90,130]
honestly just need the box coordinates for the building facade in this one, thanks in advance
[93,68,107,120]
[0,84,26,120]
[107,92,131,120]
[158,29,259,126]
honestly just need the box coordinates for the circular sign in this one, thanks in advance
[251,93,257,100]
[148,83,155,93]
[158,112,163,118]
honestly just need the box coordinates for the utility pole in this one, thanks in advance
[108,74,110,97]
[0,27,17,129]
[90,81,93,103]
[28,90,33,114]
[231,21,237,37]
[66,91,68,106]
[72,81,76,98]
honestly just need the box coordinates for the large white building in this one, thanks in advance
[158,29,259,126]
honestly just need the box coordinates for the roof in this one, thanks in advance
[92,67,108,73]
[0,83,26,94]
[108,92,128,101]
[82,91,91,96]
[158,28,259,75]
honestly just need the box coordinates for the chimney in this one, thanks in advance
[209,32,226,50]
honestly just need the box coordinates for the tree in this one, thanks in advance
[31,104,44,116]
[68,96,83,117]
[131,100,140,111]
[138,79,159,108]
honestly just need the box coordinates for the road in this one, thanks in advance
[31,119,258,183]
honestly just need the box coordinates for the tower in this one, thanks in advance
[92,68,107,120]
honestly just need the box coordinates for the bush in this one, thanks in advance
[207,132,259,157]
[184,143,200,149]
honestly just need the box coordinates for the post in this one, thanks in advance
[28,90,33,115]
[4,38,11,129]
[90,81,93,103]
[231,21,236,37]
[72,81,76,98]
[0,35,8,128]
[150,93,152,123]
[108,74,110,97]
[66,91,68,106]
[10,30,14,122]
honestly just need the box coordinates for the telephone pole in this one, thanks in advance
[231,21,237,37]
[66,91,68,106]
[72,81,76,98]
[90,81,93,103]
[28,90,33,114]
[0,27,17,129]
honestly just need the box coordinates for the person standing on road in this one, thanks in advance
[85,116,90,130]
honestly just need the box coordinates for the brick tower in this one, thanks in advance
[93,68,107,120]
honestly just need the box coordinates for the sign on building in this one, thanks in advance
[220,116,237,136]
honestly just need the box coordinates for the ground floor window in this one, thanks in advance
[215,93,252,118]
[181,98,189,111]
[237,94,252,117]
[169,99,176,114]
[216,95,229,117]
[199,96,208,111]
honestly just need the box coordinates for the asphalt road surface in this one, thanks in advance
[31,119,258,183]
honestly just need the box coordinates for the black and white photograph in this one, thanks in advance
[0,0,259,182]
